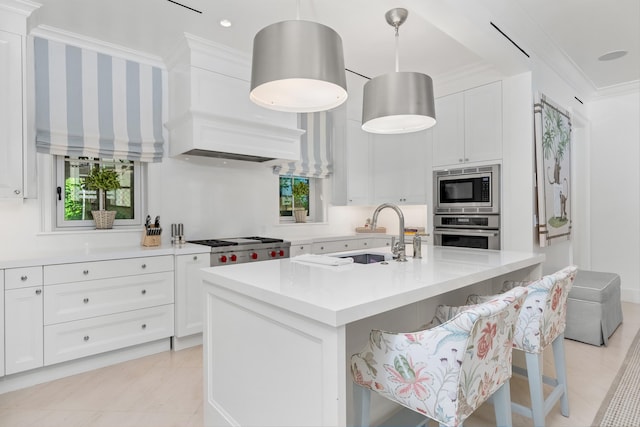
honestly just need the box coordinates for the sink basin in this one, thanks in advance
[338,252,390,264]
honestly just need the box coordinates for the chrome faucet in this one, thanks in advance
[371,203,407,262]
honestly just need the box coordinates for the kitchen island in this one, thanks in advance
[201,246,545,427]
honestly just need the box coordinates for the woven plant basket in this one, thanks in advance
[92,210,117,229]
[293,208,307,223]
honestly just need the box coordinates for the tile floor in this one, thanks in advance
[0,301,638,427]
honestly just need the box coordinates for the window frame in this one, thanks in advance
[279,174,323,223]
[55,156,144,229]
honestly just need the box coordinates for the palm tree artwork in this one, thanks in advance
[542,104,571,228]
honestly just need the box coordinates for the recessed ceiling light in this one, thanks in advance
[598,50,628,61]
[220,19,232,28]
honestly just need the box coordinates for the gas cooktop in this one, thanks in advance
[189,236,288,248]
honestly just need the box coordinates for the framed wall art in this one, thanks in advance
[534,93,572,247]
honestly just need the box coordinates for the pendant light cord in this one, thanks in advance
[394,24,400,72]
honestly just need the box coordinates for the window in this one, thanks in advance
[279,175,324,222]
[56,157,143,228]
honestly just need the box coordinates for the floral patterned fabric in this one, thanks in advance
[350,287,528,427]
[466,266,578,354]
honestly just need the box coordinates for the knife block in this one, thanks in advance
[141,229,162,247]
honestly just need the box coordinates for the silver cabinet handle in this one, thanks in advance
[83,270,89,275]
[141,264,147,269]
[83,298,89,304]
[141,289,147,295]
[193,255,198,261]
[21,275,28,281]
[35,289,42,295]
[83,336,90,341]
[320,246,324,250]
[141,324,147,330]
[14,189,21,195]
[459,158,463,162]
[344,244,348,248]
[364,242,368,246]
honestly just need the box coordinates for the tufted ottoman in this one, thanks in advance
[564,270,623,346]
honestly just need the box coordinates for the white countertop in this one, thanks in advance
[0,243,211,269]
[201,246,545,327]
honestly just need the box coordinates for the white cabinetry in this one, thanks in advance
[4,266,44,375]
[174,252,209,340]
[333,72,372,206]
[290,243,312,257]
[0,270,4,377]
[0,30,25,198]
[371,130,430,204]
[43,256,174,365]
[0,2,38,199]
[311,238,373,254]
[432,81,502,167]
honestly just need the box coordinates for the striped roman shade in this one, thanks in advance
[274,112,333,178]
[34,37,165,162]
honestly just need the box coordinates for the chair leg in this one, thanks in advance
[493,381,513,427]
[353,384,371,427]
[525,351,546,427]
[552,333,570,417]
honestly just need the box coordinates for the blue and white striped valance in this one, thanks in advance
[34,37,165,162]
[273,112,333,178]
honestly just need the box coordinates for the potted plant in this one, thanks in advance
[83,166,121,229]
[292,180,309,223]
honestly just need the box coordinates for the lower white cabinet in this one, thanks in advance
[44,304,174,366]
[0,271,4,377]
[311,238,373,254]
[174,252,209,338]
[290,243,312,257]
[5,285,44,375]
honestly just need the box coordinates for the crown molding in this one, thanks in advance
[592,80,640,101]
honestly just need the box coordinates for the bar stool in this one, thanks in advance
[468,265,578,427]
[350,286,528,427]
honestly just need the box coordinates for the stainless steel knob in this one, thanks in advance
[83,298,89,304]
[20,275,27,281]
[35,289,42,295]
[83,270,89,275]
[14,189,21,195]
[141,324,147,330]
[141,264,147,269]
[83,336,90,341]
[193,256,198,261]
[141,289,147,295]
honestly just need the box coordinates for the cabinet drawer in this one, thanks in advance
[44,272,174,325]
[311,240,360,254]
[44,304,174,366]
[44,255,173,285]
[5,266,43,289]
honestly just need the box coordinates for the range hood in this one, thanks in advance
[165,34,305,164]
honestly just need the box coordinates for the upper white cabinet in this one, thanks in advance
[371,130,430,204]
[432,81,502,167]
[0,270,4,377]
[333,72,372,206]
[0,1,39,199]
[0,30,25,198]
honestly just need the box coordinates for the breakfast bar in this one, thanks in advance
[201,246,545,427]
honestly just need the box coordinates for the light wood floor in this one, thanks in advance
[0,302,638,427]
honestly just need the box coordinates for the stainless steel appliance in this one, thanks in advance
[433,214,500,250]
[434,164,500,214]
[188,237,291,266]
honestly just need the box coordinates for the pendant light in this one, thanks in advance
[250,1,348,113]
[362,8,436,134]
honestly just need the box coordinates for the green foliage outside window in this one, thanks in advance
[279,175,309,217]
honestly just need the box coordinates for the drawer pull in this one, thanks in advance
[83,335,90,342]
[83,298,89,304]
[141,289,147,295]
[344,244,348,247]
[193,255,198,261]
[141,264,147,269]
[21,275,28,281]
[83,270,89,275]
[141,324,147,330]
[35,289,42,295]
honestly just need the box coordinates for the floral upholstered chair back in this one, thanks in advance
[507,266,577,353]
[350,286,528,427]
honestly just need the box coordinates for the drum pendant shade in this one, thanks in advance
[362,8,436,134]
[250,20,348,113]
[362,72,436,134]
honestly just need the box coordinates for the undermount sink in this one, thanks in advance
[337,252,391,264]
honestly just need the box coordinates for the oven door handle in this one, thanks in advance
[433,229,499,237]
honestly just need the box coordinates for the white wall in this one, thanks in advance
[587,91,640,302]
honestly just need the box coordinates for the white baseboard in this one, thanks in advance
[621,287,640,304]
[0,339,171,395]
[172,333,202,351]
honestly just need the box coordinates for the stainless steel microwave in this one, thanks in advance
[434,164,500,214]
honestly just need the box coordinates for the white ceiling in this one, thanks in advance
[29,0,639,98]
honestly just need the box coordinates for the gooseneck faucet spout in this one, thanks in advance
[371,203,407,262]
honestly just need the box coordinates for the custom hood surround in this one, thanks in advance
[164,34,305,163]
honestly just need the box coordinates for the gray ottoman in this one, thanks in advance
[564,270,623,346]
